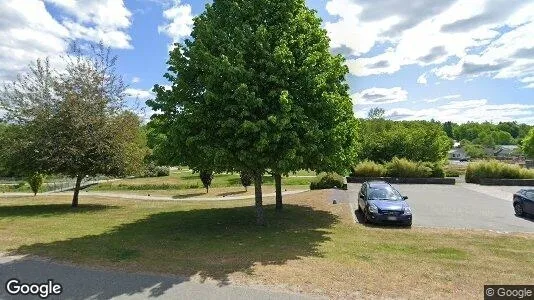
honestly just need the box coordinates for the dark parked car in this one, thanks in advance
[513,189,534,217]
[357,181,412,226]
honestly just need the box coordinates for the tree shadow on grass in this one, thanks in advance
[11,204,338,295]
[172,192,207,199]
[0,204,116,218]
[218,190,247,197]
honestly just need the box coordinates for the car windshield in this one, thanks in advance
[368,185,403,201]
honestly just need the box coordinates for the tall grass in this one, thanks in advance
[465,160,534,183]
[351,158,445,178]
[386,158,433,178]
[351,160,386,177]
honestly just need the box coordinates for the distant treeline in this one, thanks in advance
[443,121,533,147]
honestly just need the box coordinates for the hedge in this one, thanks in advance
[465,160,534,183]
[352,160,386,177]
[352,158,445,178]
[310,173,345,190]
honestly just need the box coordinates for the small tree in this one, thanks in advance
[0,42,148,207]
[27,172,44,196]
[200,170,214,193]
[240,171,253,191]
[368,107,385,119]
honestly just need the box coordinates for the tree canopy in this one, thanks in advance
[0,43,148,206]
[359,119,452,163]
[523,129,534,159]
[447,121,531,146]
[147,0,358,224]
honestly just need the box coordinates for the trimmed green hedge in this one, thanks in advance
[310,173,345,190]
[352,158,445,178]
[465,160,534,183]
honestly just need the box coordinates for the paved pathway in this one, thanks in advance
[0,255,321,300]
[0,190,308,201]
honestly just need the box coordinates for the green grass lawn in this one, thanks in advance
[90,171,317,192]
[0,193,533,299]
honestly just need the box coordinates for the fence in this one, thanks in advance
[0,175,111,193]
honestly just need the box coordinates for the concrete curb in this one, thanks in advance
[346,177,456,185]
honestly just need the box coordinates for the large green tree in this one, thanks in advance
[148,0,358,224]
[523,129,534,159]
[359,119,451,163]
[0,43,148,207]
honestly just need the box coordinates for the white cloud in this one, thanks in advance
[0,0,133,82]
[125,88,155,100]
[417,73,428,84]
[0,0,69,82]
[158,0,194,47]
[131,77,141,83]
[424,94,461,103]
[386,99,534,124]
[45,0,131,28]
[352,87,408,105]
[45,0,133,49]
[325,0,534,84]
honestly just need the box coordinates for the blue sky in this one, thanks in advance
[1,0,533,123]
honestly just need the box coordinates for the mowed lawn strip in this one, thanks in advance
[0,192,532,299]
[88,170,318,192]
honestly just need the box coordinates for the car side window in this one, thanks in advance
[525,191,534,199]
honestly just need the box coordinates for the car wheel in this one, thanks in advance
[404,221,412,228]
[514,203,524,216]
[361,209,368,224]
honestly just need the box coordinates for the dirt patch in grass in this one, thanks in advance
[1,191,533,299]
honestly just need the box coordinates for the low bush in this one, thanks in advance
[465,160,534,183]
[310,173,345,190]
[385,158,432,178]
[422,162,445,178]
[445,170,461,177]
[144,163,170,177]
[352,161,386,177]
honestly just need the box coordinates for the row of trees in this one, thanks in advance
[146,0,359,224]
[443,121,533,147]
[358,119,452,163]
[0,43,149,206]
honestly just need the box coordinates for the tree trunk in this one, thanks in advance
[206,186,209,194]
[72,175,83,208]
[274,173,282,211]
[254,173,265,226]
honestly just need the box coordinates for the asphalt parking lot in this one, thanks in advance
[346,183,534,233]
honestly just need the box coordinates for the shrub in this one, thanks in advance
[465,160,534,183]
[385,158,432,178]
[155,166,170,177]
[445,170,461,177]
[200,170,214,193]
[239,171,253,191]
[352,160,386,177]
[422,162,445,178]
[27,172,44,196]
[144,163,170,177]
[310,173,345,190]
